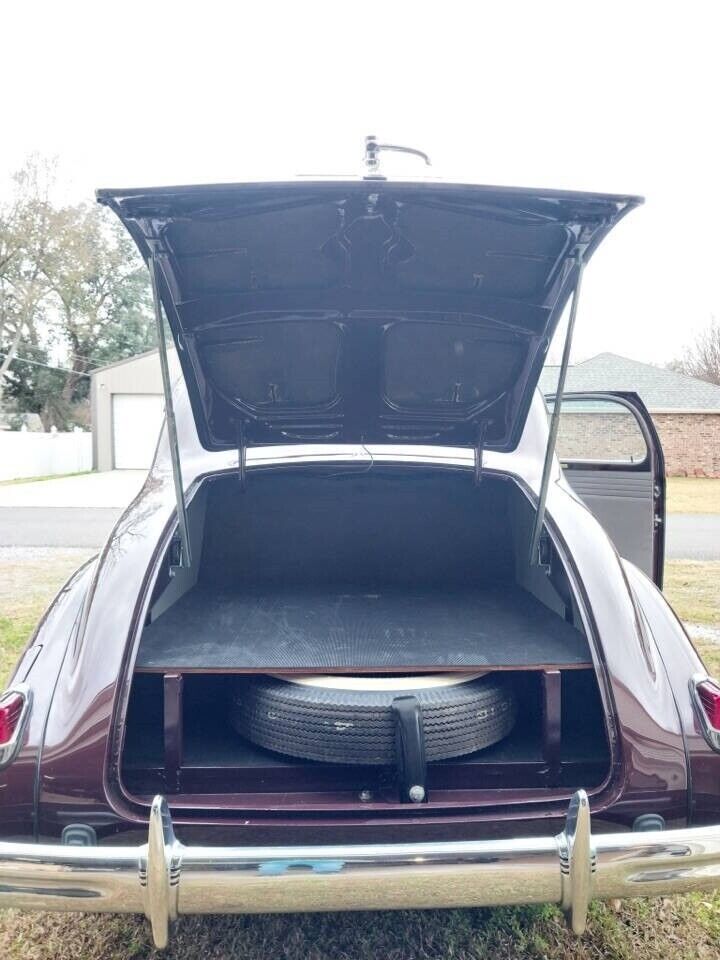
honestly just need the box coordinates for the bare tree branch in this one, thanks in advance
[673,319,720,386]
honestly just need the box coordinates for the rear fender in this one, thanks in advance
[0,558,96,840]
[623,560,720,824]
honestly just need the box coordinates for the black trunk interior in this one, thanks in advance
[122,671,610,799]
[137,584,589,671]
[122,469,611,808]
[138,471,590,673]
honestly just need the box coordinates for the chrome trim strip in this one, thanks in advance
[1,791,719,949]
[0,683,32,770]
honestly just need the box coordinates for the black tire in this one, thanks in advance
[230,674,517,765]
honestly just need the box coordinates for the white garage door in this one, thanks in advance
[112,394,165,469]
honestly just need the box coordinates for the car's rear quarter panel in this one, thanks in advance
[624,560,720,825]
[1,559,95,839]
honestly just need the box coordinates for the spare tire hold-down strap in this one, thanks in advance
[392,695,428,803]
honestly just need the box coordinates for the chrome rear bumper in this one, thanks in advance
[1,791,719,949]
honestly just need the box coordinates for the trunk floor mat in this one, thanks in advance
[136,583,591,671]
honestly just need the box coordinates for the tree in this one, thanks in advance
[672,319,720,386]
[42,203,155,413]
[0,157,57,383]
[1,343,73,430]
[1,157,156,429]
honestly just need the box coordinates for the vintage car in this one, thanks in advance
[1,141,719,948]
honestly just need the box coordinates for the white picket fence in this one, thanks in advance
[0,430,92,482]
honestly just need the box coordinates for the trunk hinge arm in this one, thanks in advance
[147,248,192,572]
[529,248,586,569]
[474,420,489,485]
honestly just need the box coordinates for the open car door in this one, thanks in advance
[547,391,666,587]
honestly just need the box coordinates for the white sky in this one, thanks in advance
[2,0,717,365]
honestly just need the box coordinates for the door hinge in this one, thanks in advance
[168,533,183,575]
[537,530,553,574]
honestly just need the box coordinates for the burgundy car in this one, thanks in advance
[2,143,719,948]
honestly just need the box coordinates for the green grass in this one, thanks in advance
[0,614,37,686]
[2,897,720,959]
[696,640,720,678]
[1,554,719,958]
[0,550,94,684]
[666,477,720,514]
[663,560,720,627]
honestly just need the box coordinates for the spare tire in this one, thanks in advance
[230,673,517,765]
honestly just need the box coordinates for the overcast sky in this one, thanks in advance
[2,1,717,365]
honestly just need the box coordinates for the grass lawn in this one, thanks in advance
[1,552,719,959]
[666,477,720,514]
[0,549,94,683]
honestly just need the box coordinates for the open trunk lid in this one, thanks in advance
[97,179,641,451]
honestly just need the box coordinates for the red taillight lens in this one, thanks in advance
[697,679,720,730]
[0,692,24,744]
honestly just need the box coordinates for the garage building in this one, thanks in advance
[90,350,176,471]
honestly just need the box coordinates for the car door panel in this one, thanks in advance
[564,470,655,576]
[547,391,665,587]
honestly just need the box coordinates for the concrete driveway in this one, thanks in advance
[0,471,147,547]
[0,470,146,508]
[665,514,720,561]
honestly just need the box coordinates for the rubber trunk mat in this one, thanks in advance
[137,583,590,671]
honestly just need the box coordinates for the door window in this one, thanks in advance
[547,396,649,466]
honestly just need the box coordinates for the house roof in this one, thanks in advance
[539,352,720,412]
[89,348,161,376]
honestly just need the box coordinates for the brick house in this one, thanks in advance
[540,353,720,477]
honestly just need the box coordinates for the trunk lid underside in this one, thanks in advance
[98,180,641,450]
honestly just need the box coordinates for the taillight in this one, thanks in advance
[0,686,31,768]
[0,691,25,744]
[692,675,720,752]
[697,679,720,730]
